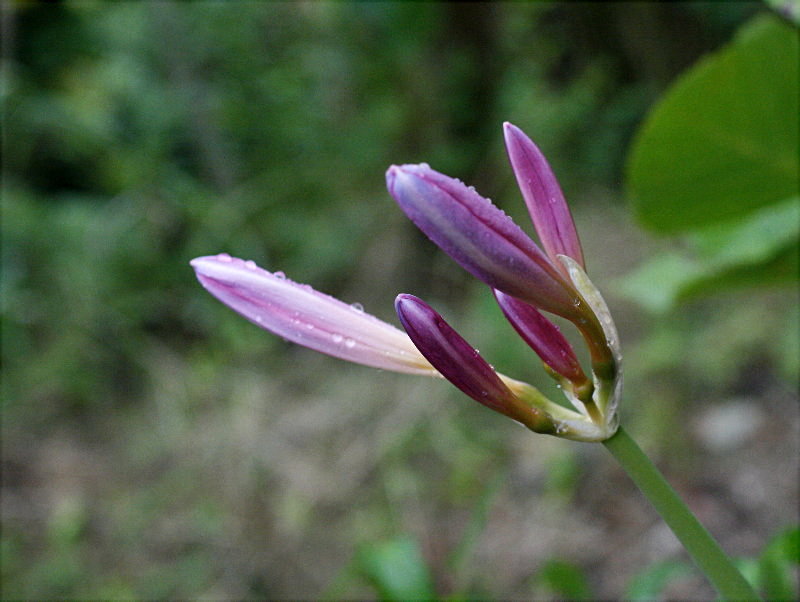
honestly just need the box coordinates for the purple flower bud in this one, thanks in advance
[395,293,554,433]
[493,289,589,390]
[503,122,585,270]
[191,255,437,375]
[386,164,582,320]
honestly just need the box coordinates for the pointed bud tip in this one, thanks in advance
[395,293,433,332]
[503,121,521,138]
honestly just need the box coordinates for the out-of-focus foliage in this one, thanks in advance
[628,15,798,231]
[353,536,435,601]
[2,2,796,600]
[620,196,799,312]
[625,560,694,600]
[623,14,799,311]
[533,558,592,600]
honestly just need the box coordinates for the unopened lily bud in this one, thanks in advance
[191,255,437,375]
[504,122,585,271]
[386,164,584,321]
[395,293,555,434]
[493,289,591,398]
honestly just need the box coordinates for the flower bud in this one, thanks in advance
[191,254,437,375]
[504,122,585,271]
[493,289,591,396]
[386,164,583,321]
[395,293,555,433]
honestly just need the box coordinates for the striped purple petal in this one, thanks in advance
[386,164,582,320]
[503,122,585,270]
[191,254,436,375]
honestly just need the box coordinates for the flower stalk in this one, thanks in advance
[604,427,761,600]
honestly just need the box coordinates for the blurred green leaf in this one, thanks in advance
[355,536,435,601]
[619,197,799,312]
[618,253,704,313]
[627,14,799,232]
[625,560,693,600]
[535,559,591,600]
[688,196,800,268]
[757,526,799,600]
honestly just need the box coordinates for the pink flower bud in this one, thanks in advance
[503,122,585,271]
[191,254,436,375]
[386,164,583,320]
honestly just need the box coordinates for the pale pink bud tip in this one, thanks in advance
[503,122,585,270]
[191,255,435,375]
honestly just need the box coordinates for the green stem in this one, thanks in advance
[603,426,761,601]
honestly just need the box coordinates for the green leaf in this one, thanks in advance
[625,560,693,600]
[618,253,705,313]
[535,559,592,600]
[688,196,800,268]
[355,536,435,601]
[627,15,799,233]
[758,526,800,600]
[619,197,799,312]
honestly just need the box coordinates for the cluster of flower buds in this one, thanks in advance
[191,123,622,441]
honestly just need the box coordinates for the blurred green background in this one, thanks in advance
[2,1,797,599]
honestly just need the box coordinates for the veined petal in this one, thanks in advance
[191,255,437,375]
[386,164,582,320]
[395,293,555,433]
[503,122,585,270]
[493,289,590,391]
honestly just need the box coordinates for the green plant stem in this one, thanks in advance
[603,426,761,601]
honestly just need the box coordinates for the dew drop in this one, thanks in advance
[244,260,257,269]
[419,162,430,169]
[273,271,286,280]
[332,334,344,344]
[350,302,364,313]
[216,253,232,262]
[344,338,356,349]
